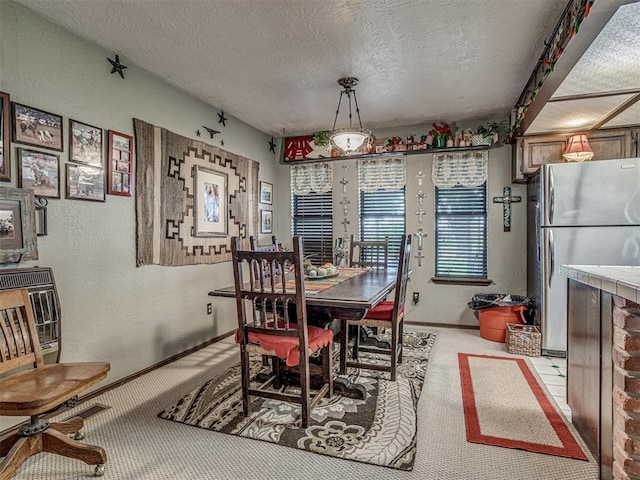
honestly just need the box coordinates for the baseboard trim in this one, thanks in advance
[405,320,479,330]
[0,329,236,437]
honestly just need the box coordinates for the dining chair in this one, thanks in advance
[340,234,412,381]
[232,235,333,428]
[0,288,111,479]
[349,235,389,269]
[249,235,279,252]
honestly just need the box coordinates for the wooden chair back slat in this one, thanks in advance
[349,235,389,270]
[0,288,44,374]
[233,237,307,335]
[393,234,413,316]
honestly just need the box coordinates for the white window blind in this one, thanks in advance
[359,188,406,267]
[435,184,487,278]
[291,191,333,264]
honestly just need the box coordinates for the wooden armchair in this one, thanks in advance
[340,234,412,381]
[349,235,389,269]
[232,236,333,428]
[0,288,110,478]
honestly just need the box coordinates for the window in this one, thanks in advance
[435,184,487,279]
[291,191,333,264]
[359,188,406,266]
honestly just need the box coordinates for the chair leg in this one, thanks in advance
[50,416,84,435]
[322,343,334,397]
[0,432,19,457]
[0,435,42,480]
[41,428,106,466]
[398,320,404,363]
[239,345,252,417]
[390,322,398,382]
[299,348,311,428]
[352,326,361,360]
[339,319,348,375]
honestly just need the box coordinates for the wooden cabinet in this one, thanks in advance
[512,127,638,183]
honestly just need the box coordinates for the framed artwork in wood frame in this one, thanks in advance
[69,118,103,167]
[65,163,105,202]
[11,102,63,152]
[0,186,38,262]
[193,165,228,237]
[0,92,10,181]
[259,181,273,205]
[107,130,133,196]
[17,148,61,199]
[260,209,273,234]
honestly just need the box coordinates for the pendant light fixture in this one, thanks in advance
[562,134,594,162]
[329,77,371,156]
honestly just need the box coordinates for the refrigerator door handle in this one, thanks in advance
[548,230,554,289]
[548,166,555,225]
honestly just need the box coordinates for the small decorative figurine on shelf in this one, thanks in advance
[429,122,452,148]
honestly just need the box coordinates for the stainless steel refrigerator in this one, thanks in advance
[527,158,640,356]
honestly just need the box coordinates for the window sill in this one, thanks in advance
[431,277,493,286]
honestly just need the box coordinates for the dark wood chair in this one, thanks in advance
[349,235,389,270]
[232,235,333,428]
[0,288,110,478]
[340,234,412,381]
[249,235,279,252]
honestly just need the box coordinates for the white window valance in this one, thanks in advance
[358,156,406,192]
[290,162,333,195]
[431,151,488,188]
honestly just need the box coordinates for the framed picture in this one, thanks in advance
[261,209,273,234]
[0,92,10,181]
[66,163,105,202]
[11,102,63,152]
[194,165,227,237]
[17,148,60,199]
[259,181,273,205]
[0,186,38,262]
[69,119,103,167]
[107,130,133,196]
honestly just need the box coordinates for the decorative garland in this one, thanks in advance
[505,0,594,143]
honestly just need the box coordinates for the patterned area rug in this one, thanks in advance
[458,353,587,460]
[158,332,436,471]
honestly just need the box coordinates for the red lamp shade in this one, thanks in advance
[562,134,594,162]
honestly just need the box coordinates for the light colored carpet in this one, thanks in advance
[459,353,587,460]
[6,326,598,480]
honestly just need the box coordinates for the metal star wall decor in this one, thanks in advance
[196,129,201,137]
[269,137,276,153]
[202,126,220,139]
[218,111,227,127]
[107,54,127,79]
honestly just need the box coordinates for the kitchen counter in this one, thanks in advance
[559,265,640,303]
[560,265,640,480]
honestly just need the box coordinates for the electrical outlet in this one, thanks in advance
[207,303,212,314]
[412,292,419,305]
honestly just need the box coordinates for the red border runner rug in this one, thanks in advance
[458,353,587,460]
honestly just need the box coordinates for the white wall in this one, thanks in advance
[0,1,280,386]
[274,127,527,327]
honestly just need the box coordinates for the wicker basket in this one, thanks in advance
[506,323,541,356]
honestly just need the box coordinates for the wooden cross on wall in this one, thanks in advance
[492,187,522,232]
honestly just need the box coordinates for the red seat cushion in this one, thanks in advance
[236,324,333,367]
[364,301,404,321]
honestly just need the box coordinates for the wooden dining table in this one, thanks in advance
[209,267,398,399]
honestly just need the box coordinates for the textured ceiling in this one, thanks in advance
[12,0,575,136]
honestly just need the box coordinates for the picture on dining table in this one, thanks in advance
[0,92,10,181]
[17,148,61,198]
[70,119,103,167]
[194,165,227,237]
[261,209,273,234]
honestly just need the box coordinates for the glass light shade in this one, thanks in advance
[562,134,594,162]
[330,128,370,155]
